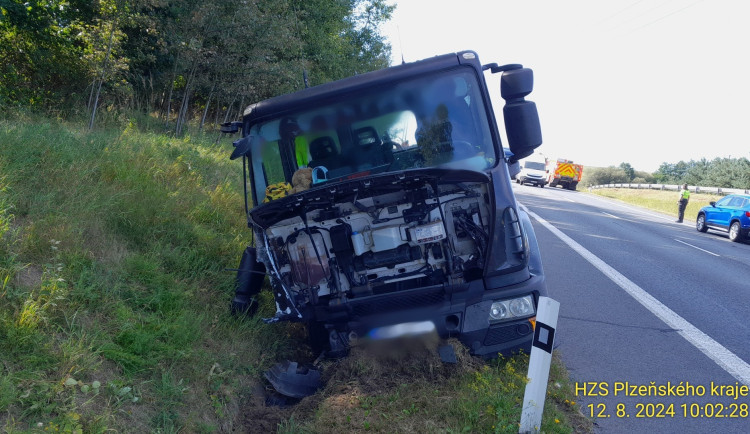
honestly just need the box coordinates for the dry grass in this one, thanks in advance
[270,339,590,434]
[588,188,721,222]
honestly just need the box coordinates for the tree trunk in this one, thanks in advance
[213,96,221,128]
[164,59,179,129]
[237,94,245,120]
[223,94,237,124]
[86,80,96,114]
[216,94,237,144]
[175,62,197,136]
[199,82,216,133]
[89,16,118,130]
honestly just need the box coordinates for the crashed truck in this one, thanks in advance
[225,51,547,360]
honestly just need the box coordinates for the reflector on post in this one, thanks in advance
[519,296,560,434]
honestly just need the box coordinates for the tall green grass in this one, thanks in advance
[0,116,290,432]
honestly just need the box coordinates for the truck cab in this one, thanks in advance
[228,51,547,358]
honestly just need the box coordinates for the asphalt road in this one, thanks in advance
[513,183,750,434]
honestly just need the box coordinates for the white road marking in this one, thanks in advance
[674,239,721,257]
[519,203,750,386]
[601,212,621,220]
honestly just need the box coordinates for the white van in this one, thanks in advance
[517,157,547,187]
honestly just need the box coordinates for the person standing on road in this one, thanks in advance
[676,183,690,223]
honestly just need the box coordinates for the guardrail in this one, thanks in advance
[589,183,750,195]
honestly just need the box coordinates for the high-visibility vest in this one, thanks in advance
[681,189,690,200]
[295,136,309,168]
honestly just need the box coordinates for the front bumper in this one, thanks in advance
[318,273,547,358]
[521,176,546,186]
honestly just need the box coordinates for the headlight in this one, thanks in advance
[489,302,508,320]
[489,295,535,322]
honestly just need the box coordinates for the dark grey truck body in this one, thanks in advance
[229,51,547,358]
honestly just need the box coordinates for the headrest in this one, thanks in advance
[310,136,337,159]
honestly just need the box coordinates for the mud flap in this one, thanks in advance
[264,361,321,398]
[231,247,266,316]
[438,344,457,364]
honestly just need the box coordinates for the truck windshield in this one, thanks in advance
[524,161,545,171]
[245,68,497,204]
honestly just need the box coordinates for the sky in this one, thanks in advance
[381,0,750,172]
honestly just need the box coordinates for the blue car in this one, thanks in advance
[696,194,750,242]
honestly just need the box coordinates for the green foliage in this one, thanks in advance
[1,0,393,131]
[619,162,635,181]
[581,166,630,187]
[654,157,750,188]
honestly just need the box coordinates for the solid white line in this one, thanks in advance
[674,239,721,257]
[519,203,750,386]
[601,212,621,220]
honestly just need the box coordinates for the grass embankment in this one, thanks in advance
[0,117,589,432]
[589,188,722,223]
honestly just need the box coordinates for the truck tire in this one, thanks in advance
[569,182,578,191]
[231,247,267,316]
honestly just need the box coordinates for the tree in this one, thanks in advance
[0,0,97,107]
[1,0,394,129]
[619,162,635,181]
[682,158,709,186]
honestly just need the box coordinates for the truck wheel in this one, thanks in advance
[569,182,578,191]
[307,322,330,354]
[696,213,708,233]
[729,221,741,242]
[231,247,267,316]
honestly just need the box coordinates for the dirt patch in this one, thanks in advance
[320,336,479,395]
[15,264,43,288]
[236,379,300,433]
[237,337,479,433]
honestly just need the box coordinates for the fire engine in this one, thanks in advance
[546,158,583,190]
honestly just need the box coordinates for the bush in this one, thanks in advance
[582,166,629,187]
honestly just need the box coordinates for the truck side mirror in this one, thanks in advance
[221,121,243,134]
[230,136,251,160]
[500,67,542,163]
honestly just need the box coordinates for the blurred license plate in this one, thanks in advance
[367,321,436,340]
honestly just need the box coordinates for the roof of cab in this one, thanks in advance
[242,51,481,125]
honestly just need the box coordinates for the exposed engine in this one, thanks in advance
[251,172,492,318]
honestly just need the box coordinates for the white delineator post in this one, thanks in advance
[519,296,560,434]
